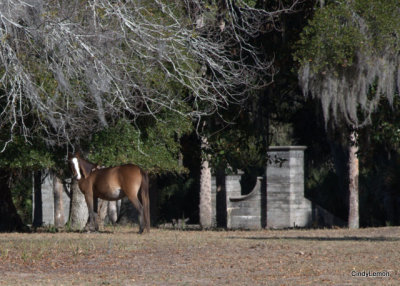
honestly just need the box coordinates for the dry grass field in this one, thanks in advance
[1,226,400,285]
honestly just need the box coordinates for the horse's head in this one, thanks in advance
[68,152,83,180]
[68,152,98,180]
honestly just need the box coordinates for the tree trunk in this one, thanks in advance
[69,179,88,230]
[215,168,226,228]
[348,130,359,229]
[199,136,212,229]
[97,199,108,230]
[32,171,43,227]
[53,173,65,228]
[0,170,27,232]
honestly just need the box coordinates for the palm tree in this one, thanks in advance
[295,0,400,228]
[199,137,212,229]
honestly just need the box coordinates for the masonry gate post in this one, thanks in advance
[266,146,311,228]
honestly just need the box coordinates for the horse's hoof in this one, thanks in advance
[138,228,150,234]
[84,226,96,233]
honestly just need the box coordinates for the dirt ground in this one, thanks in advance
[1,226,400,285]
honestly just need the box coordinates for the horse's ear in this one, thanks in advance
[68,152,73,160]
[75,151,81,158]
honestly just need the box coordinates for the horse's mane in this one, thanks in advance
[78,157,98,178]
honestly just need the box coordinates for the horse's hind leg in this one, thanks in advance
[84,194,99,232]
[125,189,145,234]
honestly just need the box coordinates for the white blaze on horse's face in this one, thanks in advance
[72,157,82,180]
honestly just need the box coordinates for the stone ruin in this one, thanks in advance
[32,170,71,227]
[211,146,343,229]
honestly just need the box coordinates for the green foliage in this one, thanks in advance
[356,96,400,226]
[367,96,400,152]
[201,92,270,178]
[10,171,33,225]
[87,114,192,174]
[358,166,387,227]
[157,174,196,222]
[294,3,363,73]
[242,0,257,7]
[353,0,400,51]
[0,136,55,170]
[210,133,266,174]
[305,160,347,220]
[294,0,400,74]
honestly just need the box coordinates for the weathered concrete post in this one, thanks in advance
[225,173,242,229]
[32,170,70,227]
[266,146,311,228]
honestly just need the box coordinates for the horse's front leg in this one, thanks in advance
[84,194,99,232]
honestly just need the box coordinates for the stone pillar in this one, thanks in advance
[225,173,242,229]
[41,171,55,226]
[266,146,311,228]
[33,170,70,227]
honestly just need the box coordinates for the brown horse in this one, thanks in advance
[68,153,150,233]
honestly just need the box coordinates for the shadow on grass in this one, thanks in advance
[229,236,400,242]
[31,227,118,234]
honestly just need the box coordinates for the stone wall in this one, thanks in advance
[226,176,265,229]
[211,173,266,230]
[211,146,315,229]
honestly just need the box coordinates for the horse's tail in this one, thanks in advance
[140,169,150,232]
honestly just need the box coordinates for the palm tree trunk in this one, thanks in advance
[53,173,65,228]
[107,201,118,224]
[199,136,212,229]
[69,179,88,230]
[348,130,359,229]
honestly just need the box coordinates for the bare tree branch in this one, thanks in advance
[0,0,297,149]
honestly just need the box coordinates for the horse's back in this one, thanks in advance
[92,164,143,200]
